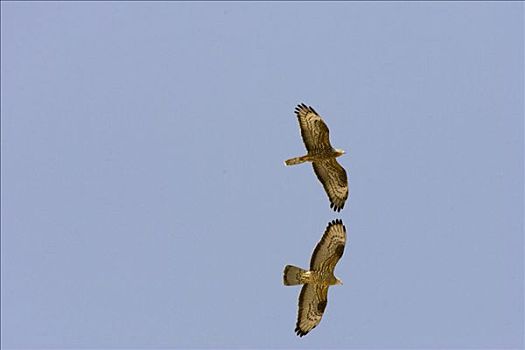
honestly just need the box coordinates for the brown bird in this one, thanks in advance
[283,219,347,337]
[285,104,349,212]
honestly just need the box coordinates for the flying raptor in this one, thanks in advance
[283,219,347,337]
[284,103,349,212]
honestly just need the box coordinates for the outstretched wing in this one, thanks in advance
[295,284,329,337]
[310,219,346,273]
[295,103,333,152]
[312,159,349,212]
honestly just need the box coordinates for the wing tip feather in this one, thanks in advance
[327,218,346,232]
[330,200,345,212]
[295,103,318,117]
[295,325,312,337]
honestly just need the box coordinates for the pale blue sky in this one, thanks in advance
[1,2,523,349]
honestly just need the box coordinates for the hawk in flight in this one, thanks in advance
[283,219,347,337]
[284,104,349,212]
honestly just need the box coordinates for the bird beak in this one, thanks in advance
[337,279,343,285]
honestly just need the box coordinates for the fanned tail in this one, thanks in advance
[284,155,309,166]
[283,265,307,286]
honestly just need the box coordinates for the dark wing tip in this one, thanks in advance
[295,103,307,115]
[330,200,345,212]
[328,219,345,229]
[295,326,309,337]
[330,202,340,212]
[295,103,319,116]
[295,324,315,337]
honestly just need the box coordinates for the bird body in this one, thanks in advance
[284,266,341,286]
[284,148,345,166]
[285,104,349,211]
[283,219,347,337]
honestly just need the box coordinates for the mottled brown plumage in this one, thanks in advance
[284,104,349,212]
[283,219,347,337]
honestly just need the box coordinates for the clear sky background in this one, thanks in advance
[1,2,523,349]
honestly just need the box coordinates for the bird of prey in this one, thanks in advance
[284,103,349,212]
[283,219,347,337]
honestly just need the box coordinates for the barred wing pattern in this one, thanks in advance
[312,159,349,212]
[310,219,346,272]
[296,284,329,337]
[295,103,332,152]
[295,220,346,337]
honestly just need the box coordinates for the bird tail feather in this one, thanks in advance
[284,155,309,166]
[283,265,307,286]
